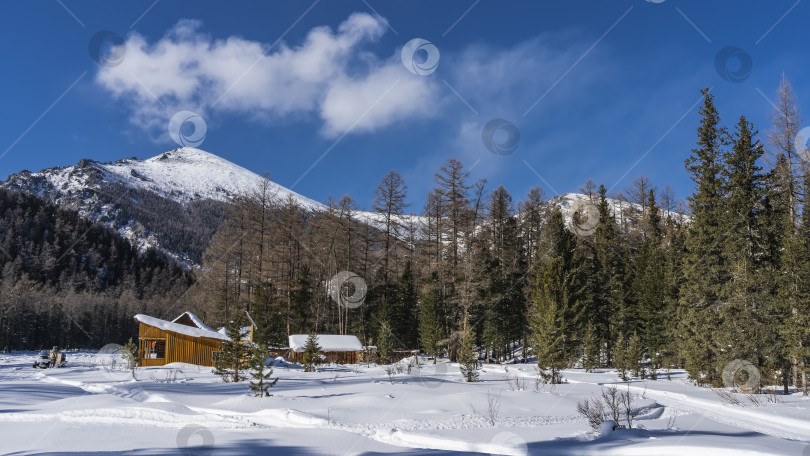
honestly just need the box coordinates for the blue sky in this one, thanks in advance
[0,0,807,211]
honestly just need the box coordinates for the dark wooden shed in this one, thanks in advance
[287,334,363,364]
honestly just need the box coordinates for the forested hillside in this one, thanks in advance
[191,79,810,395]
[0,188,193,349]
[2,78,808,397]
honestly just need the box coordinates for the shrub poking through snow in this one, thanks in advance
[302,332,322,372]
[249,343,278,397]
[576,385,639,432]
[576,395,606,431]
[487,391,501,425]
[458,329,480,382]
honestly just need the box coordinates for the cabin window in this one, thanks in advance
[139,338,166,359]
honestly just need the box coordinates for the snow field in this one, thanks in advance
[1,351,809,455]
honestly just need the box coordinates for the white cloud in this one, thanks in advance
[95,15,613,150]
[95,14,438,139]
[320,65,440,136]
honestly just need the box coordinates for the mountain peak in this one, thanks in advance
[97,147,323,208]
[147,147,218,163]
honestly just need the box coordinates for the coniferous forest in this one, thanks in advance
[2,78,809,396]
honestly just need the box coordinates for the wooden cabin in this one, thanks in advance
[288,334,363,364]
[134,311,255,367]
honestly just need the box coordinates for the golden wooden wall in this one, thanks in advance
[137,322,222,367]
[166,331,221,366]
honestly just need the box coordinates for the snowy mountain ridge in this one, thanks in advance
[18,147,323,209]
[1,147,686,267]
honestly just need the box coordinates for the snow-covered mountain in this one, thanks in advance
[2,147,309,265]
[1,147,686,267]
[0,147,414,266]
[550,191,687,235]
[10,147,323,209]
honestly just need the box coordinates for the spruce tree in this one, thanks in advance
[613,331,629,381]
[419,273,446,363]
[214,312,250,382]
[531,211,585,384]
[253,282,283,347]
[588,186,627,364]
[582,322,600,372]
[717,116,769,377]
[458,328,480,382]
[249,343,278,397]
[627,330,643,378]
[393,261,419,349]
[632,191,668,360]
[290,265,313,335]
[121,337,138,378]
[679,88,727,385]
[301,332,321,372]
[377,320,394,365]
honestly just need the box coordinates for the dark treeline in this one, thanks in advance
[0,189,192,350]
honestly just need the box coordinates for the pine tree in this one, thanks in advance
[632,191,668,359]
[377,320,394,364]
[531,211,585,384]
[253,282,283,347]
[419,273,446,363]
[458,328,480,382]
[679,88,727,386]
[627,330,643,378]
[121,337,138,378]
[613,331,629,381]
[588,185,627,364]
[301,332,321,372]
[392,261,419,349]
[290,265,313,335]
[214,312,250,382]
[249,343,278,397]
[582,322,600,372]
[717,115,769,377]
[779,169,810,395]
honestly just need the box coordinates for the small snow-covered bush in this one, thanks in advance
[507,374,526,391]
[576,396,605,432]
[576,385,639,432]
[487,391,501,426]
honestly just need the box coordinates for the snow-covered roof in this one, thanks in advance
[215,311,256,339]
[288,335,363,353]
[217,326,252,338]
[244,311,257,329]
[135,314,230,341]
[171,311,217,332]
